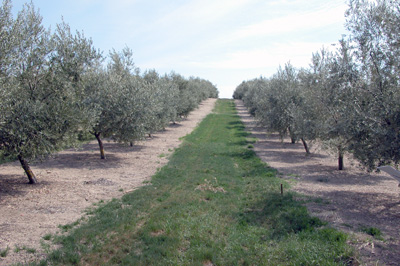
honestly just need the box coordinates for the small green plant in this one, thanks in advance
[247,144,254,149]
[43,234,52,241]
[59,220,80,232]
[361,227,383,240]
[40,240,52,253]
[0,246,9,257]
[119,188,124,192]
[14,245,22,253]
[14,245,36,254]
[26,247,36,254]
[158,153,166,158]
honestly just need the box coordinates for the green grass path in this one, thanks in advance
[32,99,353,266]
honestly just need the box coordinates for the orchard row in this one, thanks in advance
[0,1,218,183]
[234,0,400,171]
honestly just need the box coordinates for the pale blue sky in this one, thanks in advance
[11,0,349,98]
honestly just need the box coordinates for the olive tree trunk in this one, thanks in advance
[301,138,310,154]
[338,146,344,170]
[18,155,38,184]
[94,132,105,159]
[288,127,296,144]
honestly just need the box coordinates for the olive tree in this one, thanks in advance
[253,63,306,146]
[305,42,360,170]
[171,73,197,118]
[169,73,218,119]
[233,81,249,100]
[85,47,150,158]
[345,0,400,170]
[0,2,101,183]
[243,78,266,116]
[142,70,179,136]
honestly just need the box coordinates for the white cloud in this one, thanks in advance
[229,2,347,41]
[153,0,255,27]
[189,42,327,70]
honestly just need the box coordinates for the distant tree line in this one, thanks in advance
[233,0,399,171]
[0,0,218,184]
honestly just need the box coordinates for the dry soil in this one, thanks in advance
[0,98,216,265]
[235,100,400,266]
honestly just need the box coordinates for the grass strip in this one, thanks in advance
[27,99,354,266]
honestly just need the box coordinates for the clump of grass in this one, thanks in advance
[361,226,383,240]
[58,220,80,232]
[26,247,36,254]
[14,245,36,254]
[14,245,22,253]
[43,234,52,241]
[0,246,9,257]
[31,100,354,266]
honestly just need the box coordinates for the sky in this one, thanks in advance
[11,0,349,98]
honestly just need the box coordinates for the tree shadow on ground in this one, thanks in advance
[0,175,52,201]
[234,99,400,266]
[32,141,146,170]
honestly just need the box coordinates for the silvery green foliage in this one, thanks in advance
[240,63,306,144]
[170,73,218,118]
[234,47,359,168]
[232,81,249,100]
[346,0,400,170]
[158,75,180,124]
[0,1,15,144]
[85,49,218,159]
[171,73,197,118]
[0,3,98,159]
[234,0,400,171]
[0,1,219,177]
[305,43,360,169]
[143,71,179,132]
[86,47,148,147]
[107,48,149,143]
[0,2,101,182]
[268,63,301,142]
[294,68,321,147]
[243,78,267,116]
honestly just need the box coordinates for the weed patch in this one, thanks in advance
[361,226,384,240]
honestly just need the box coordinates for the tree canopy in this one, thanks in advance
[234,0,400,171]
[0,1,218,183]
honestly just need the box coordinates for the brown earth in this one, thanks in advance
[235,100,400,266]
[1,98,399,265]
[0,98,217,266]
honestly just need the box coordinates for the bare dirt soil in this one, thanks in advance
[0,98,217,266]
[235,100,400,266]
